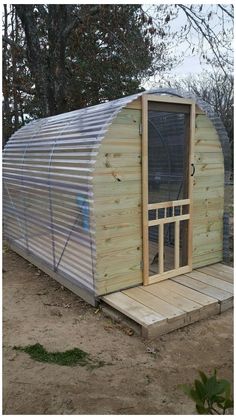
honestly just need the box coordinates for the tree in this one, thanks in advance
[149,4,234,75]
[2,5,170,128]
[163,71,234,173]
[2,4,234,146]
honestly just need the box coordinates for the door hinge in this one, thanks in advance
[139,123,143,135]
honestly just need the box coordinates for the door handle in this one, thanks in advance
[191,163,195,177]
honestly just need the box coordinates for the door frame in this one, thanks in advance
[141,94,195,286]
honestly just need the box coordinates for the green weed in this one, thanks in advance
[13,343,101,368]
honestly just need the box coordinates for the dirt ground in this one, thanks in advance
[3,249,233,415]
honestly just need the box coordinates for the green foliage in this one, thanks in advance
[13,343,103,368]
[3,4,165,144]
[181,369,233,415]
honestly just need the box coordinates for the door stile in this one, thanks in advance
[188,103,195,271]
[141,95,149,285]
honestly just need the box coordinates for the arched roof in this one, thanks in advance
[3,88,230,296]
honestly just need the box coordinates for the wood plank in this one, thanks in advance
[123,287,184,318]
[173,275,232,302]
[95,194,141,212]
[196,265,233,283]
[193,251,222,269]
[159,223,164,274]
[95,207,141,226]
[175,220,180,269]
[94,180,141,197]
[112,109,141,126]
[193,175,224,189]
[192,220,222,235]
[162,279,218,306]
[193,231,222,248]
[195,128,220,141]
[93,167,141,184]
[195,164,224,176]
[96,224,141,240]
[145,94,194,105]
[148,265,191,284]
[102,291,166,326]
[96,271,142,296]
[195,115,215,129]
[125,100,142,110]
[148,213,190,227]
[148,198,190,210]
[105,125,140,140]
[193,240,222,256]
[194,152,224,164]
[214,263,234,275]
[142,95,149,285]
[143,282,203,312]
[184,270,233,294]
[97,235,141,255]
[96,152,141,168]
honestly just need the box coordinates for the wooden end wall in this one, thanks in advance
[93,99,224,296]
[192,113,224,268]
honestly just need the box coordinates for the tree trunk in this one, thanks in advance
[15,5,49,116]
[2,5,12,146]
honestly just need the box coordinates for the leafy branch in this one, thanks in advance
[181,369,233,415]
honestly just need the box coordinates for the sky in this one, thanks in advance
[143,3,233,88]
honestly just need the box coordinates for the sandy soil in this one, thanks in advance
[3,249,233,415]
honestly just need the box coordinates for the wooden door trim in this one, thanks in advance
[141,95,149,285]
[141,94,195,286]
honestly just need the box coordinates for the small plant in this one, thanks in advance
[181,369,233,414]
[13,343,104,368]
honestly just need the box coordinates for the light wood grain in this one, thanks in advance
[141,95,149,285]
[173,275,232,301]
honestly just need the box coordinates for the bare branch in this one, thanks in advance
[218,5,234,19]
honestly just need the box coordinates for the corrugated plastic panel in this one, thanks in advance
[3,88,230,298]
[3,94,142,296]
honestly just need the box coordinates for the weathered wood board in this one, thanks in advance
[102,263,233,338]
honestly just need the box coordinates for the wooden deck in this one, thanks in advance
[102,263,234,339]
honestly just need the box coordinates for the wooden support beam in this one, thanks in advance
[159,223,164,274]
[175,220,180,269]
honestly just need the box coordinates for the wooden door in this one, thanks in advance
[142,95,195,285]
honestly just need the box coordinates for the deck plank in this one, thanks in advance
[161,280,218,306]
[196,264,234,283]
[215,263,234,274]
[173,275,232,302]
[102,292,166,326]
[184,271,233,294]
[123,287,185,319]
[142,282,203,312]
[101,263,233,339]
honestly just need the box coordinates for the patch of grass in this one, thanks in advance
[13,343,95,367]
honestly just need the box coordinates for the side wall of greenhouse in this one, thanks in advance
[3,107,108,305]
